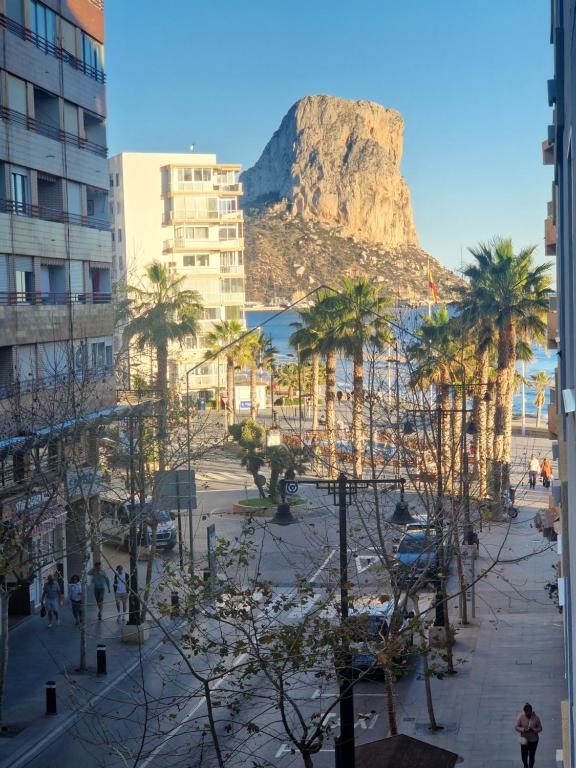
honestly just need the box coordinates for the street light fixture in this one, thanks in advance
[271,471,405,768]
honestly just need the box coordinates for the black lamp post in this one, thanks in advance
[271,471,405,768]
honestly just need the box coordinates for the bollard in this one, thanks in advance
[45,680,57,715]
[171,590,180,617]
[96,644,107,675]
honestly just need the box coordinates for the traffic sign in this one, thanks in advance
[285,480,299,496]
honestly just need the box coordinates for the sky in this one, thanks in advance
[105,0,552,273]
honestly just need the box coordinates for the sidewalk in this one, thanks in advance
[0,588,172,767]
[395,422,565,767]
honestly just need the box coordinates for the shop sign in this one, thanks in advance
[66,467,101,500]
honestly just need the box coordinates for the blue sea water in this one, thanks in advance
[246,309,557,417]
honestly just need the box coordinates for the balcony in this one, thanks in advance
[547,310,559,350]
[545,216,556,256]
[163,237,244,253]
[163,210,243,225]
[0,199,109,231]
[0,13,106,83]
[0,106,107,157]
[542,139,555,166]
[219,265,244,274]
[0,300,113,347]
[168,182,243,195]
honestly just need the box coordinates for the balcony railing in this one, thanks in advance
[0,13,106,83]
[0,106,107,157]
[219,265,243,274]
[0,199,109,231]
[163,210,243,225]
[0,292,111,306]
[0,366,114,401]
[171,182,242,194]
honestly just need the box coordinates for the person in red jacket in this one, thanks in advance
[514,702,542,768]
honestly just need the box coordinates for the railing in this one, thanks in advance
[163,210,243,225]
[0,291,111,306]
[171,182,242,194]
[0,199,109,231]
[0,105,107,157]
[0,13,106,83]
[219,265,243,274]
[0,366,114,400]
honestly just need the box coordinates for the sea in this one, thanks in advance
[246,309,556,417]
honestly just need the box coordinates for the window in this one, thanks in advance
[220,251,242,266]
[111,231,115,243]
[115,173,120,186]
[177,168,211,182]
[73,341,87,377]
[11,170,29,215]
[109,174,114,188]
[221,278,244,294]
[117,228,122,242]
[200,307,220,320]
[219,198,237,215]
[219,226,238,241]
[183,254,210,267]
[109,203,114,217]
[81,32,103,78]
[176,226,209,241]
[15,256,34,302]
[116,202,121,214]
[6,74,27,115]
[91,338,112,373]
[28,1,56,47]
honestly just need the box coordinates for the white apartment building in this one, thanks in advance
[108,152,246,398]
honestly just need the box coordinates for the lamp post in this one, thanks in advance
[271,472,405,768]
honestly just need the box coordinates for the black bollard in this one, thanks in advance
[96,644,107,675]
[46,680,57,715]
[171,590,179,617]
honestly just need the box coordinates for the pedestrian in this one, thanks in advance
[113,564,129,624]
[67,574,83,625]
[41,573,61,627]
[541,457,553,488]
[529,454,540,489]
[88,561,110,620]
[515,702,542,768]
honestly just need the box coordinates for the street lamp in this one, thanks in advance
[271,472,405,768]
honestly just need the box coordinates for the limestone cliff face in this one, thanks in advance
[241,95,419,247]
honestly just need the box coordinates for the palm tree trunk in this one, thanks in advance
[439,383,451,492]
[311,352,319,432]
[352,348,364,478]
[492,329,509,498]
[472,351,490,498]
[250,366,257,420]
[502,326,517,492]
[452,388,462,491]
[226,356,235,427]
[536,402,542,428]
[156,343,168,472]
[325,350,337,478]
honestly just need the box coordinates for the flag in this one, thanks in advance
[428,267,439,305]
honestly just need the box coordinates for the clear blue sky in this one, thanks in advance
[105,0,552,272]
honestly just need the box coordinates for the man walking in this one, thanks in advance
[528,454,540,489]
[88,561,110,620]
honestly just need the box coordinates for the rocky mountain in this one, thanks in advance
[241,95,461,304]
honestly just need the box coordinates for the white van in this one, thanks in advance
[100,496,176,551]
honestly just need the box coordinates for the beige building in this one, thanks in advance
[108,152,246,398]
[0,0,114,610]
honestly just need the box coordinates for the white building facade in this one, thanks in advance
[108,152,246,398]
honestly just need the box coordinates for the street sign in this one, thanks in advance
[154,469,197,511]
[285,480,299,496]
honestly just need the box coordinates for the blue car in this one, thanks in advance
[394,530,442,582]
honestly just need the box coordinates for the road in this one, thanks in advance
[8,451,419,768]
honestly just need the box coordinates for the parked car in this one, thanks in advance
[393,529,449,584]
[348,597,415,679]
[100,496,176,550]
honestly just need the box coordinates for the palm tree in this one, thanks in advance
[275,363,299,399]
[408,305,461,489]
[464,239,552,493]
[235,331,277,420]
[327,278,393,478]
[205,320,244,427]
[290,308,323,432]
[531,371,554,428]
[124,261,202,469]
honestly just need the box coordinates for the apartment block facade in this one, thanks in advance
[109,152,245,397]
[0,0,114,609]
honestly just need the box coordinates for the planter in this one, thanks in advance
[232,496,307,516]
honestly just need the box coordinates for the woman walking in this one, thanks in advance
[68,574,83,625]
[41,573,61,628]
[528,454,540,489]
[514,702,542,768]
[541,457,553,488]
